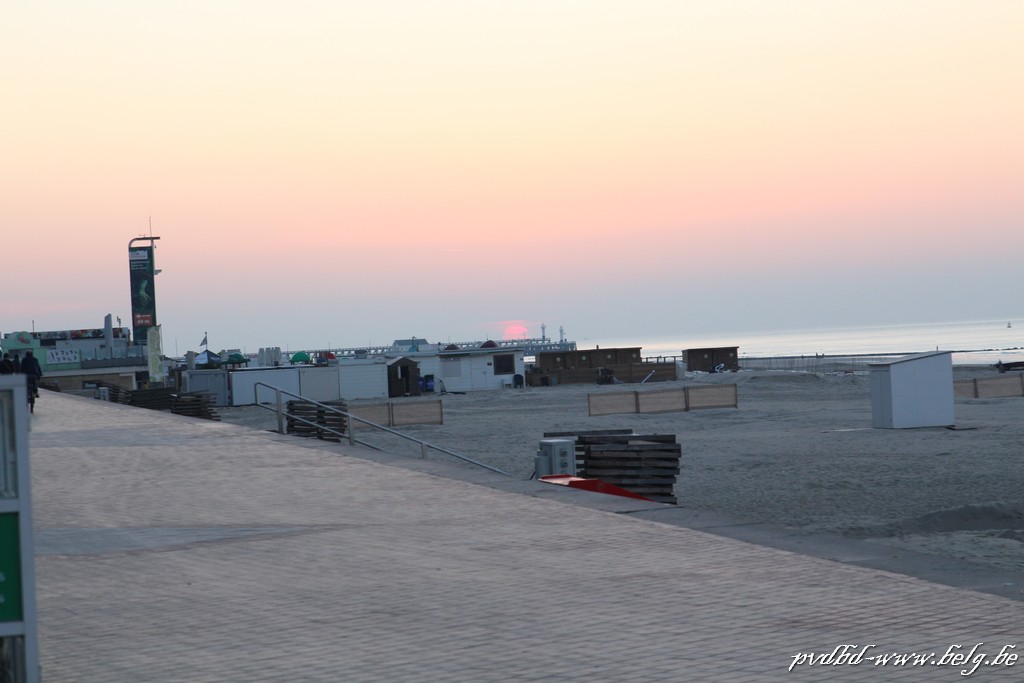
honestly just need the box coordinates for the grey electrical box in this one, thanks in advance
[535,438,577,477]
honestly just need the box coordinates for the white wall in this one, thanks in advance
[185,370,229,406]
[298,367,341,402]
[338,360,388,400]
[230,368,301,406]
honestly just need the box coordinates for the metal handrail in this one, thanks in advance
[252,382,511,476]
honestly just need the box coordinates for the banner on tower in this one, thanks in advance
[129,246,157,344]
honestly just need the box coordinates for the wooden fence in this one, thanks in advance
[286,399,444,441]
[588,385,738,417]
[954,373,1024,399]
[348,400,444,429]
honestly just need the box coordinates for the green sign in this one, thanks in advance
[129,245,157,344]
[0,513,23,622]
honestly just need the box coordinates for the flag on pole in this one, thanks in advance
[200,333,208,348]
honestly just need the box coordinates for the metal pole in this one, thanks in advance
[276,389,285,434]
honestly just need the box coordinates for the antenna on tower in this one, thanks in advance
[541,323,547,342]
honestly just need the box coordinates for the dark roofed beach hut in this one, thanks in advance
[387,357,421,397]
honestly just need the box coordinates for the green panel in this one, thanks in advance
[0,513,23,622]
[129,245,157,343]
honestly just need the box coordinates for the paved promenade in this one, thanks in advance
[29,393,1024,681]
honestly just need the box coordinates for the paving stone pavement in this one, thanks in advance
[26,393,1024,681]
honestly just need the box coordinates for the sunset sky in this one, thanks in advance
[3,1,1021,354]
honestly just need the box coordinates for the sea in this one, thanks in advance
[604,318,1023,366]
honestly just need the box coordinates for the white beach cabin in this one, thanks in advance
[869,351,954,429]
[414,346,525,393]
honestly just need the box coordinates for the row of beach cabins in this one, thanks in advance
[176,341,743,407]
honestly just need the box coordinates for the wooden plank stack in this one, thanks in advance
[129,387,176,410]
[93,380,131,404]
[545,430,680,504]
[286,400,348,442]
[170,392,221,421]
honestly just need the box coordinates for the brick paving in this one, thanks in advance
[27,393,1024,681]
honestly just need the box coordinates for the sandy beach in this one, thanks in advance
[217,367,1024,573]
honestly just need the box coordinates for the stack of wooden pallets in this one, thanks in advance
[545,430,681,504]
[93,380,131,404]
[286,400,348,442]
[170,392,221,421]
[129,387,176,410]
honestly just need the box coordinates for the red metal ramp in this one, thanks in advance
[539,475,655,502]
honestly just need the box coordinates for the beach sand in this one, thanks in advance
[217,367,1024,572]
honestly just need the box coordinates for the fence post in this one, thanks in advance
[388,402,395,427]
[1020,373,1024,397]
[633,391,640,414]
[684,387,690,412]
[275,388,285,434]
[974,378,979,399]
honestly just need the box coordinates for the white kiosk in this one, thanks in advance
[0,375,40,682]
[869,351,954,429]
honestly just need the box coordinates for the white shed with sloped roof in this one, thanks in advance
[869,351,954,429]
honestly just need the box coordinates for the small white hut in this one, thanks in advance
[869,351,954,429]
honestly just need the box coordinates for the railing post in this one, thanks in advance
[276,388,285,434]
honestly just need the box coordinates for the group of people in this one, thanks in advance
[0,350,43,397]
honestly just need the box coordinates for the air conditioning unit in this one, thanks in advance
[535,438,577,477]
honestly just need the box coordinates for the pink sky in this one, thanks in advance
[2,1,1022,353]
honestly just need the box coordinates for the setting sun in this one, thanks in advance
[503,323,529,339]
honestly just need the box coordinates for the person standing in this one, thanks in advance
[0,353,14,374]
[20,350,42,397]
[11,352,21,373]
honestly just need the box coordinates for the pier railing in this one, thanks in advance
[639,353,910,373]
[735,354,908,373]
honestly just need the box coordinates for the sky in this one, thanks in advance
[3,1,1022,354]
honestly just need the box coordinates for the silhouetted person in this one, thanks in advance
[21,350,42,397]
[0,353,14,374]
[12,351,21,373]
